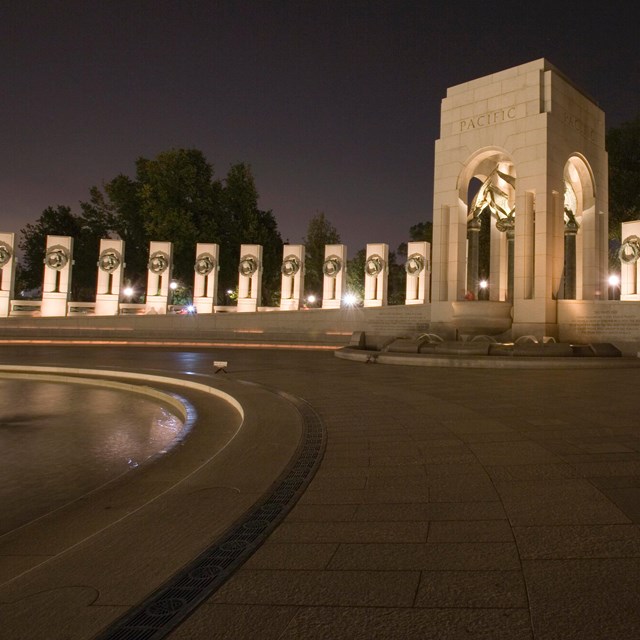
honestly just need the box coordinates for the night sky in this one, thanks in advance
[1,1,638,254]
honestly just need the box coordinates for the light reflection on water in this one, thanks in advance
[0,379,187,535]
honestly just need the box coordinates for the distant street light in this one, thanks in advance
[343,292,358,307]
[608,274,620,300]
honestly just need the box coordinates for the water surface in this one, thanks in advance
[0,378,186,534]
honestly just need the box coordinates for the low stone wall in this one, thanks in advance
[2,301,639,355]
[0,304,431,347]
[558,300,640,356]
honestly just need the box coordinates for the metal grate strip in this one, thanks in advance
[95,381,325,640]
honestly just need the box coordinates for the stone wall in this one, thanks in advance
[2,301,640,355]
[0,304,431,347]
[558,300,640,355]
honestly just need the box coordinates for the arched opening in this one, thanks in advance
[458,151,516,302]
[559,155,596,300]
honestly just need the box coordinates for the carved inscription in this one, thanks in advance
[561,305,640,341]
[459,107,517,132]
[365,306,429,334]
[561,109,596,142]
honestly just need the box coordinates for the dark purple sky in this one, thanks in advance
[1,2,638,254]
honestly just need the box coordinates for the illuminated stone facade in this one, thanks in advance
[431,58,609,339]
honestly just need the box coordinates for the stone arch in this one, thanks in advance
[560,154,597,299]
[456,148,517,302]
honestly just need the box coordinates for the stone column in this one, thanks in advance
[237,244,263,312]
[620,221,640,300]
[363,243,389,307]
[193,243,219,314]
[405,241,430,304]
[95,239,125,315]
[563,219,579,299]
[145,241,173,314]
[42,235,74,317]
[322,244,347,309]
[495,217,515,303]
[466,218,481,298]
[507,226,515,304]
[0,232,16,317]
[280,245,305,310]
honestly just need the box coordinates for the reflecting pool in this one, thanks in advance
[0,378,187,535]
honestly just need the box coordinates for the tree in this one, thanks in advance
[607,116,640,266]
[303,212,341,297]
[19,149,281,304]
[219,163,283,302]
[137,149,221,285]
[387,251,406,305]
[409,220,433,243]
[83,176,148,291]
[397,220,433,267]
[346,248,366,302]
[83,153,279,303]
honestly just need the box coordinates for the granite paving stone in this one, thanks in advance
[422,501,508,521]
[414,570,528,608]
[513,524,640,559]
[268,520,429,544]
[285,503,358,522]
[167,604,298,640]
[523,558,640,639]
[427,520,514,543]
[242,542,339,570]
[210,570,420,607]
[494,478,632,525]
[276,605,533,639]
[327,542,521,571]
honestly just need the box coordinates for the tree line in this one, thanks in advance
[18,150,283,303]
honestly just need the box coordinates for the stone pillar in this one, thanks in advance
[0,232,16,317]
[466,219,481,298]
[322,244,347,309]
[237,244,263,312]
[405,241,430,305]
[507,227,515,303]
[193,243,219,314]
[41,235,74,317]
[95,239,125,315]
[563,220,579,299]
[280,245,305,310]
[363,243,389,307]
[145,241,173,314]
[620,221,640,300]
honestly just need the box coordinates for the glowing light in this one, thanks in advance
[343,292,359,307]
[169,281,179,290]
[123,286,134,297]
[479,280,489,289]
[186,305,196,314]
[307,294,316,304]
[608,274,620,287]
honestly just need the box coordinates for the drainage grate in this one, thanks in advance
[95,382,325,640]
